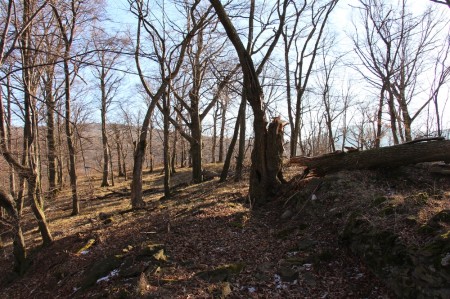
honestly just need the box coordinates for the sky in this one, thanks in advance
[101,0,450,139]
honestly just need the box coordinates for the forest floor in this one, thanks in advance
[0,163,448,298]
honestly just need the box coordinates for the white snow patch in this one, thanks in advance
[96,269,119,283]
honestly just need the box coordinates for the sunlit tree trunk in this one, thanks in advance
[211,0,288,205]
[163,91,171,198]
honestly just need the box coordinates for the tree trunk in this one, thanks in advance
[44,74,58,199]
[235,94,247,181]
[163,93,171,198]
[109,147,115,186]
[122,149,128,181]
[211,0,286,205]
[211,102,218,163]
[189,96,203,183]
[375,86,385,148]
[387,88,400,145]
[290,139,450,175]
[0,189,26,274]
[130,101,156,208]
[181,137,186,168]
[100,73,110,187]
[148,122,154,172]
[220,99,245,182]
[171,128,177,175]
[117,140,124,176]
[52,3,80,216]
[28,175,53,245]
[21,0,54,242]
[218,100,227,163]
[5,74,15,196]
[56,114,64,190]
[65,57,79,216]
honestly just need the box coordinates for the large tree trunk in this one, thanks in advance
[290,138,450,175]
[5,74,15,196]
[100,73,110,187]
[45,74,58,199]
[190,104,203,184]
[28,174,53,245]
[163,93,171,198]
[130,98,157,208]
[211,0,286,205]
[0,189,26,274]
[64,57,79,216]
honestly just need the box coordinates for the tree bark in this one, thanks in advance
[234,94,246,182]
[211,0,287,205]
[163,92,171,198]
[100,70,110,187]
[290,139,450,175]
[52,3,80,215]
[218,99,227,163]
[211,102,218,163]
[0,189,26,274]
[44,72,58,199]
[220,98,245,182]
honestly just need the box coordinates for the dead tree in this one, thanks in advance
[290,138,450,175]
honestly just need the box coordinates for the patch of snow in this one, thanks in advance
[80,250,89,255]
[273,274,287,290]
[354,273,364,279]
[248,287,256,293]
[287,251,298,257]
[303,263,312,270]
[96,269,119,283]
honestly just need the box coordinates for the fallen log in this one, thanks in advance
[290,139,450,175]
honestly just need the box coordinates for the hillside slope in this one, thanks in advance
[0,164,448,298]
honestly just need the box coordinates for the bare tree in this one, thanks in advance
[282,0,339,157]
[352,0,448,143]
[428,33,450,137]
[210,0,288,205]
[51,0,101,215]
[40,10,63,200]
[0,0,53,272]
[91,30,125,187]
[128,0,213,208]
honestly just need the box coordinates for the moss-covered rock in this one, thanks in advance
[79,255,122,291]
[340,214,450,298]
[195,263,245,283]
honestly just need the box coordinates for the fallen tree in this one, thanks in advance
[290,138,450,175]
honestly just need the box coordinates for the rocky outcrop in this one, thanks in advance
[340,212,450,298]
